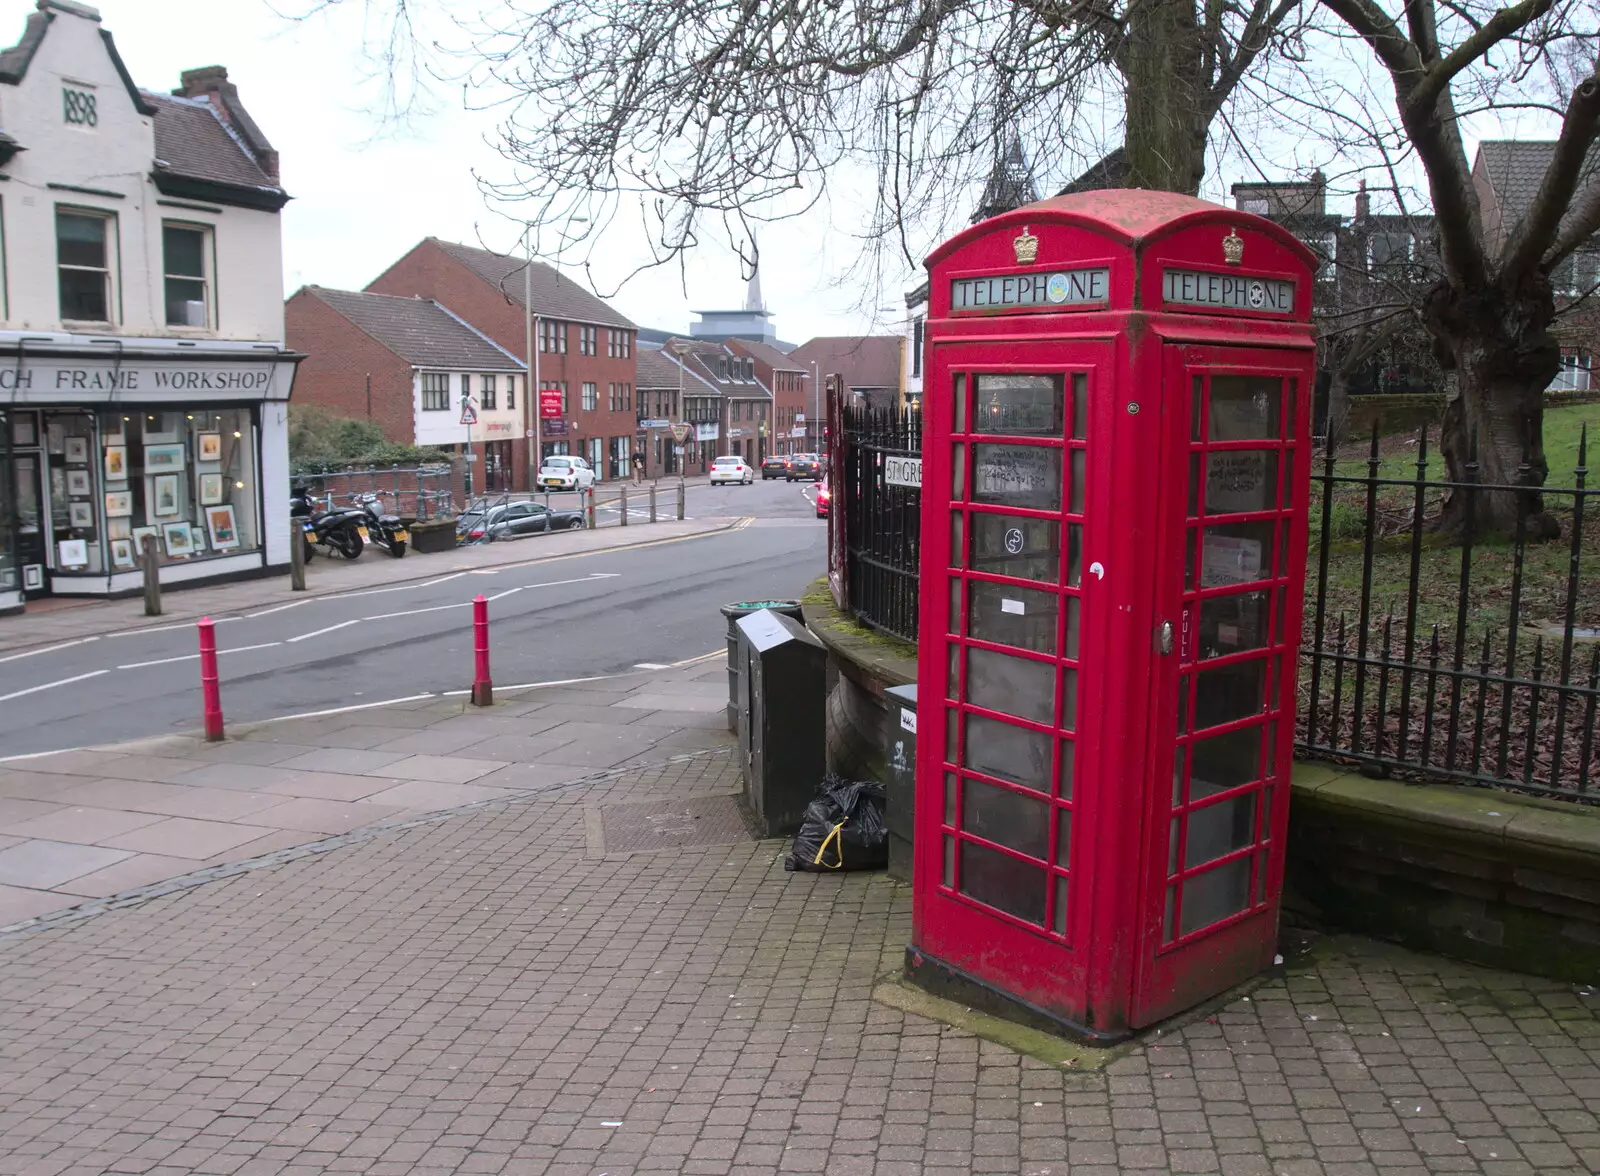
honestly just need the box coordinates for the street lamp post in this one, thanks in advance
[522,217,587,489]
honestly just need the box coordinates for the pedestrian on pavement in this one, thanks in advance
[632,451,645,484]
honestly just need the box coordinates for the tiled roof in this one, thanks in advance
[730,339,804,371]
[1475,140,1600,239]
[635,348,683,389]
[303,288,523,370]
[786,336,902,391]
[657,338,767,398]
[429,240,636,330]
[144,92,281,194]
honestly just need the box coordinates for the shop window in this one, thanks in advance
[89,408,261,571]
[421,372,449,411]
[57,208,115,323]
[162,222,211,327]
[480,375,497,410]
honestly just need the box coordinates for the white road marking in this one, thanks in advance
[255,693,437,723]
[0,670,109,703]
[0,637,101,665]
[633,662,669,670]
[361,602,470,622]
[103,617,241,638]
[246,599,316,618]
[0,744,90,763]
[116,642,282,670]
[440,674,614,696]
[670,649,725,668]
[287,619,361,643]
[485,587,523,602]
[320,572,467,600]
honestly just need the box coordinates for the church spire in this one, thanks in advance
[745,267,765,313]
[973,135,1040,224]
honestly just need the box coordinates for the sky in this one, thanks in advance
[71,0,910,346]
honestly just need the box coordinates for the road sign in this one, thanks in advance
[671,422,692,444]
[539,389,564,419]
[459,402,478,425]
[884,455,922,488]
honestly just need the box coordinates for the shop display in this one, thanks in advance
[162,522,195,557]
[198,473,224,505]
[65,436,88,464]
[107,518,130,541]
[57,539,87,568]
[145,444,185,471]
[152,474,181,518]
[68,502,93,529]
[104,490,132,517]
[132,526,158,554]
[198,432,222,462]
[67,470,90,496]
[104,445,126,480]
[110,539,135,569]
[205,505,239,551]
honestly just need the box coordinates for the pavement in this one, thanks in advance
[2,661,1599,1174]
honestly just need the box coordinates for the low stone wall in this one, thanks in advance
[1286,765,1600,983]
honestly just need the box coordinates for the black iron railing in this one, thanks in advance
[1301,424,1599,800]
[840,404,922,642]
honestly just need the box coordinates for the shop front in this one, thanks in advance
[0,338,299,611]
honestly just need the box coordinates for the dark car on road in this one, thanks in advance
[786,453,822,482]
[761,455,789,480]
[457,500,585,544]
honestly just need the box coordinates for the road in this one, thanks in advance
[0,477,827,758]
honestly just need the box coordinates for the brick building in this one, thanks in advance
[786,336,902,445]
[364,239,639,485]
[1474,142,1599,391]
[284,287,525,490]
[727,339,809,457]
[650,339,773,467]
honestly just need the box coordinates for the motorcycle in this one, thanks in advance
[290,486,368,560]
[354,493,408,558]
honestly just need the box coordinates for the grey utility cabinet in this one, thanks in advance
[735,609,826,838]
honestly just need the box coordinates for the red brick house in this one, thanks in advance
[365,239,640,484]
[1473,142,1600,391]
[785,336,903,448]
[285,287,526,490]
[727,339,809,456]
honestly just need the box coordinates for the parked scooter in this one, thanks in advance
[290,486,368,560]
[354,493,408,558]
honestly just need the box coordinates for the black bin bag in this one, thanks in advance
[785,775,888,872]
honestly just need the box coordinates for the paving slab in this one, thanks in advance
[0,839,131,888]
[0,747,1595,1176]
[100,817,282,859]
[1,805,166,843]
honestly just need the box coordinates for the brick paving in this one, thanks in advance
[2,729,1599,1173]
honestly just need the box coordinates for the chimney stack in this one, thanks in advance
[1355,178,1370,220]
[173,65,280,183]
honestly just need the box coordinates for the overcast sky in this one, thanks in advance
[71,0,912,346]
[57,1,1559,347]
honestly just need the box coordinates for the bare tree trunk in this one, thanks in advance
[1325,366,1353,451]
[1427,280,1563,539]
[1120,0,1209,194]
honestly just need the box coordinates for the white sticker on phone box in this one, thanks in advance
[1000,598,1025,615]
[900,708,917,734]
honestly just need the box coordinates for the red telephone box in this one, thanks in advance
[910,190,1316,1039]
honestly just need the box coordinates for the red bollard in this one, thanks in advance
[197,617,225,742]
[471,594,493,706]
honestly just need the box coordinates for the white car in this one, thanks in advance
[710,455,755,485]
[538,455,596,491]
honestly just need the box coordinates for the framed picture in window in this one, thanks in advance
[142,413,180,443]
[57,538,88,569]
[104,490,133,518]
[104,445,127,481]
[197,432,223,463]
[68,501,94,529]
[111,539,136,570]
[47,421,65,455]
[132,526,158,555]
[198,472,225,505]
[162,522,195,557]
[12,416,35,446]
[108,517,131,541]
[67,469,91,496]
[65,436,89,464]
[152,473,182,518]
[205,504,240,551]
[145,444,186,472]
